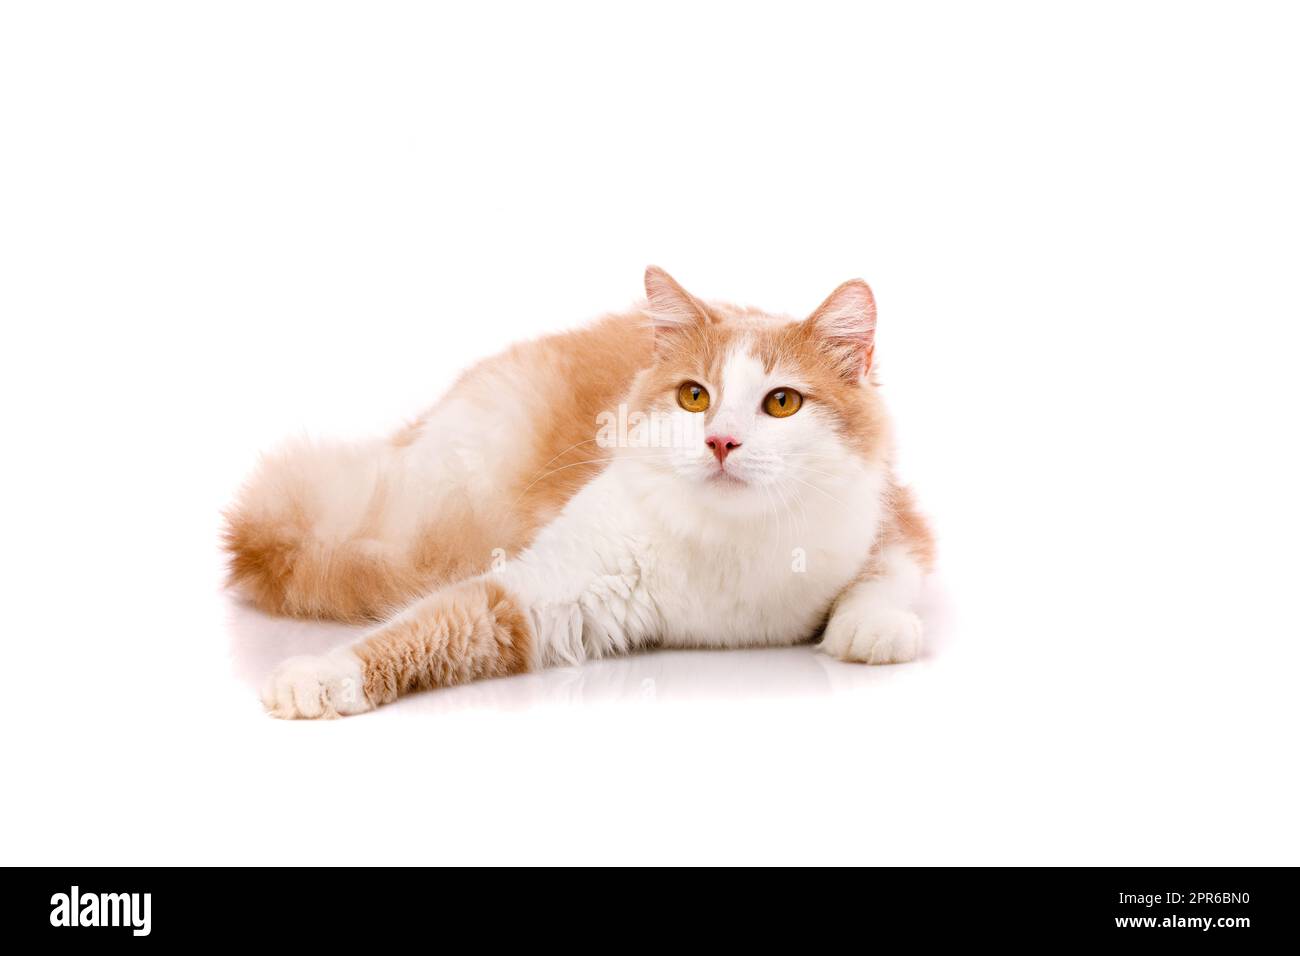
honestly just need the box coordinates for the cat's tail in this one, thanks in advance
[222,438,439,623]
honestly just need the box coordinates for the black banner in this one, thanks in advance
[7,867,1292,946]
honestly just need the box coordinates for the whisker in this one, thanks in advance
[786,464,850,483]
[772,477,796,542]
[761,483,778,542]
[511,451,688,510]
[786,477,810,531]
[510,457,615,509]
[784,473,852,509]
[533,437,602,474]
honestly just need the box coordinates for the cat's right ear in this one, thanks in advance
[645,266,712,337]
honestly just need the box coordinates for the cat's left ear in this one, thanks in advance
[805,279,877,380]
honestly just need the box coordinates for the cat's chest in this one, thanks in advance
[642,512,876,648]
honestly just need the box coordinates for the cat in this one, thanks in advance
[225,267,934,718]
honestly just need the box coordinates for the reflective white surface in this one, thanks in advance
[226,592,939,716]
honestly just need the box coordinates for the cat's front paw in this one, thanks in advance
[261,650,373,719]
[819,604,922,664]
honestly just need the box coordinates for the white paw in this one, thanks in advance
[261,649,373,719]
[819,604,922,664]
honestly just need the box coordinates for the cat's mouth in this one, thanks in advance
[707,468,749,487]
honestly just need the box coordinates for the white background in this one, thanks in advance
[2,1,1297,865]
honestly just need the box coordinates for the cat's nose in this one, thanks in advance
[705,434,742,464]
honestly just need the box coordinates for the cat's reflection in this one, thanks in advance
[225,594,910,715]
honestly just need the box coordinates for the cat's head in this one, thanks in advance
[623,267,891,514]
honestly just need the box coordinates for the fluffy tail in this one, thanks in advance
[223,439,442,622]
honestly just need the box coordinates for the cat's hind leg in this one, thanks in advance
[224,435,500,623]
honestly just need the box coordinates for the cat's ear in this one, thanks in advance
[805,279,877,380]
[644,266,712,334]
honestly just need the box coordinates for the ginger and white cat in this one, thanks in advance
[225,268,934,718]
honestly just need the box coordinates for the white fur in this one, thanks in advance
[819,544,924,663]
[262,648,371,719]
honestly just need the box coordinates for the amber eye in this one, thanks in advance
[677,381,710,413]
[763,388,803,418]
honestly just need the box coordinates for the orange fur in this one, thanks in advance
[223,315,652,621]
[882,480,937,571]
[354,577,532,705]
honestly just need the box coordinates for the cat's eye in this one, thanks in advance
[677,381,710,413]
[763,388,803,418]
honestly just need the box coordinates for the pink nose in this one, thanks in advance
[705,434,742,464]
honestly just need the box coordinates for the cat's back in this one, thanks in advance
[402,309,653,541]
